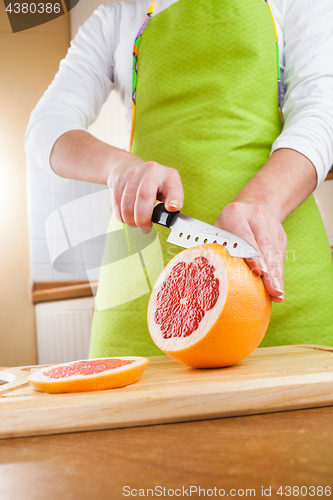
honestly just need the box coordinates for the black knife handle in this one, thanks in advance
[152,203,179,228]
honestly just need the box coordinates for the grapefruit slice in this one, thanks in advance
[148,244,271,368]
[28,357,149,393]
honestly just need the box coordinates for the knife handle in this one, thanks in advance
[152,203,179,228]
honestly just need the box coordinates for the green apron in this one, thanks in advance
[89,0,333,358]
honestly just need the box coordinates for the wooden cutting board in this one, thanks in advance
[1,345,333,439]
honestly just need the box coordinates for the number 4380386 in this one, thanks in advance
[6,3,61,14]
[277,485,331,496]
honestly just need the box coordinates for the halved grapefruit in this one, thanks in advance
[28,357,149,393]
[148,244,271,368]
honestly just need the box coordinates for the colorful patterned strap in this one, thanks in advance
[264,0,283,120]
[131,0,156,150]
[130,0,282,149]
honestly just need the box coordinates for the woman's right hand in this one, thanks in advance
[107,153,184,234]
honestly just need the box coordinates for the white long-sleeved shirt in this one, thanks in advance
[25,0,333,186]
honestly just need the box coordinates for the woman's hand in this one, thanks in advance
[215,148,318,302]
[215,202,287,302]
[107,154,184,233]
[50,131,184,234]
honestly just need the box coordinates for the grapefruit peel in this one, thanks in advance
[28,357,149,393]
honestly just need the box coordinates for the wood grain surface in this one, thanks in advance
[32,281,97,303]
[1,345,333,440]
[0,407,332,500]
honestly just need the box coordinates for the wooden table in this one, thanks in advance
[0,406,332,500]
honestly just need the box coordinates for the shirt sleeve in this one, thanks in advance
[25,4,117,174]
[271,0,333,186]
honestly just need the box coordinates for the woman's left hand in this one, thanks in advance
[215,201,287,302]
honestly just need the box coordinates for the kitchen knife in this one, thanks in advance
[152,203,259,258]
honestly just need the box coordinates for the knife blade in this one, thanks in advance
[152,203,259,258]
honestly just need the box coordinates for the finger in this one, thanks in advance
[269,218,287,299]
[259,259,284,298]
[271,294,284,303]
[107,170,126,224]
[110,185,124,224]
[159,168,184,212]
[262,242,285,299]
[134,177,159,232]
[261,273,284,300]
[247,216,284,297]
[269,220,287,293]
[121,179,142,227]
[258,250,285,300]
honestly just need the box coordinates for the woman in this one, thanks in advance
[26,0,333,356]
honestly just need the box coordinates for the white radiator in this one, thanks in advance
[35,297,95,365]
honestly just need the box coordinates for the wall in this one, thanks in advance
[0,6,70,366]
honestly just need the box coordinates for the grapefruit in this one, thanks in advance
[148,244,271,368]
[28,357,149,393]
